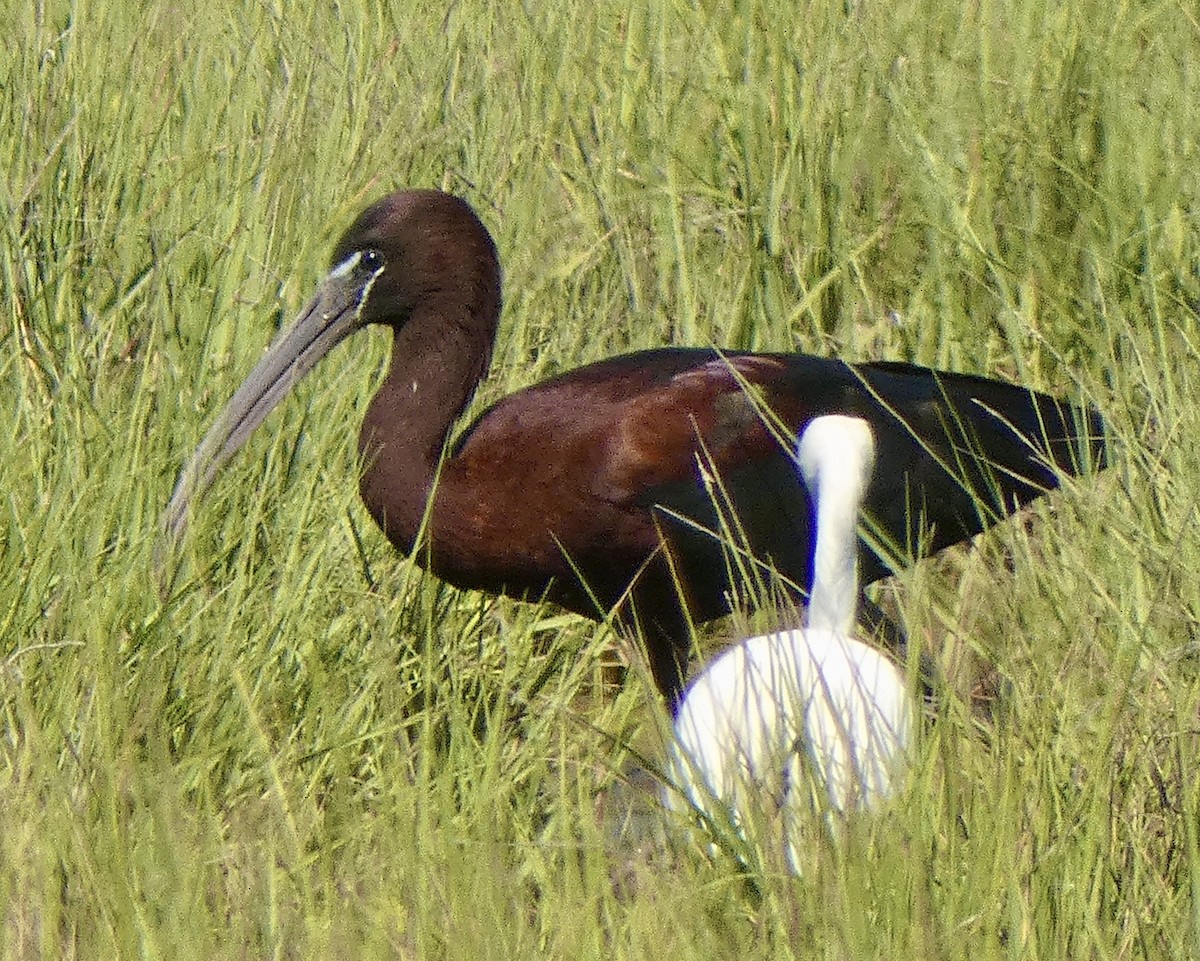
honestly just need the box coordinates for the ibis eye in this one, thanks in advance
[361,248,384,272]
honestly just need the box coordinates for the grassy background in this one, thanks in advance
[1,0,1198,956]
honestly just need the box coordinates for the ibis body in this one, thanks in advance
[165,189,1106,705]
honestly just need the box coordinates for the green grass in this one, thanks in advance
[1,0,1198,956]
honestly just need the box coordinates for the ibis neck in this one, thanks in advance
[357,305,493,551]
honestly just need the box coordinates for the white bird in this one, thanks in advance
[668,414,913,871]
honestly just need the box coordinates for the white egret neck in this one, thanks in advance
[795,415,876,637]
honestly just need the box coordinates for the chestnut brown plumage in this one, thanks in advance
[164,190,1106,706]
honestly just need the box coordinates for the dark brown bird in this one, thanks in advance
[164,189,1106,707]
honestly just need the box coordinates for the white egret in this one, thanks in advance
[669,415,913,870]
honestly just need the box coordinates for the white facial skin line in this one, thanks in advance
[354,256,384,318]
[327,250,363,280]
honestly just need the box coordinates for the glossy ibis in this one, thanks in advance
[164,189,1106,706]
[668,415,911,871]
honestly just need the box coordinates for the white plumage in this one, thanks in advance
[668,415,912,870]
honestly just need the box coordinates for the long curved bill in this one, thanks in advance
[163,250,385,539]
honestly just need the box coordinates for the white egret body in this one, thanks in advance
[669,415,912,870]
